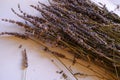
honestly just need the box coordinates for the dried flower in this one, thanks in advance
[1,0,120,79]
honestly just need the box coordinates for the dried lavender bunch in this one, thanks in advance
[1,0,120,79]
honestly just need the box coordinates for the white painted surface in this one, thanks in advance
[91,0,120,16]
[0,0,119,80]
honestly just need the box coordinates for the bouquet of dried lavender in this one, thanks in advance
[1,0,120,79]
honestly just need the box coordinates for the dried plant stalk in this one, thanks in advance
[22,49,28,69]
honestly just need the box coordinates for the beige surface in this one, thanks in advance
[0,36,115,80]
